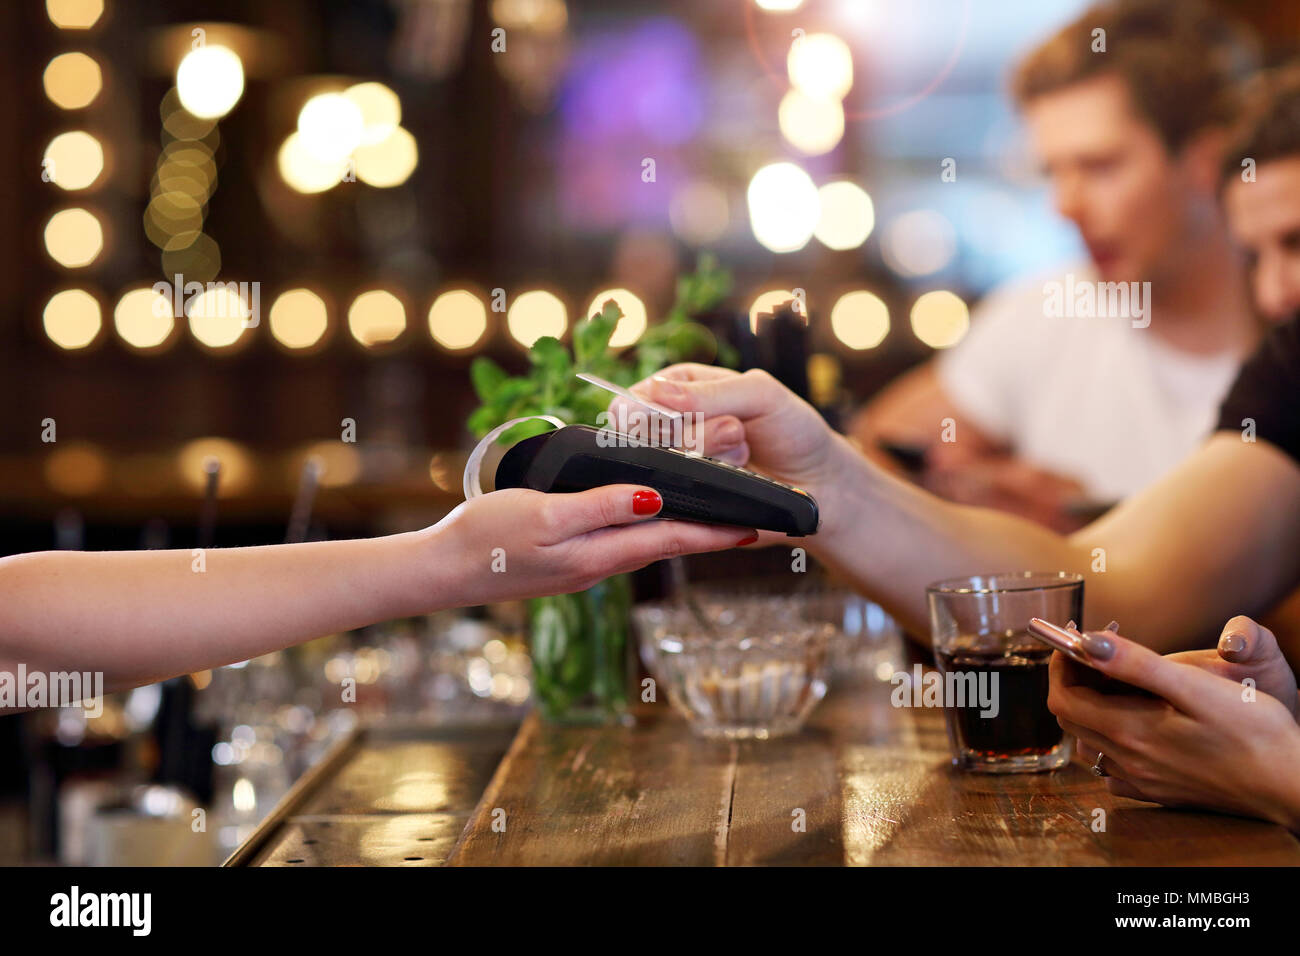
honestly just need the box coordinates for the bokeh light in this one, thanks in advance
[45,442,108,496]
[161,233,221,284]
[344,82,402,146]
[882,210,958,277]
[292,441,362,488]
[348,290,406,347]
[187,286,250,350]
[161,86,217,140]
[177,439,255,496]
[778,90,844,156]
[428,453,455,491]
[491,0,568,33]
[46,0,103,29]
[747,162,819,253]
[787,33,854,101]
[507,290,567,347]
[175,46,245,120]
[114,287,175,350]
[153,141,217,204]
[44,207,103,268]
[43,131,104,190]
[298,92,364,164]
[910,290,970,349]
[269,289,329,350]
[277,132,348,194]
[43,289,102,350]
[814,181,874,250]
[427,290,487,350]
[353,125,418,187]
[43,53,102,109]
[669,180,729,245]
[586,288,647,347]
[144,190,204,251]
[830,290,890,349]
[748,288,801,334]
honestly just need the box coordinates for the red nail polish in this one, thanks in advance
[632,490,662,515]
[736,533,759,546]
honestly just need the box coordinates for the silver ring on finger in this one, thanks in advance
[1091,751,1109,778]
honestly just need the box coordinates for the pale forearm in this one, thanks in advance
[0,529,445,692]
[0,480,759,698]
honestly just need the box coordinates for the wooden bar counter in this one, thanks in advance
[233,677,1300,866]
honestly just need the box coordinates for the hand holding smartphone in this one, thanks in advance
[1027,618,1152,696]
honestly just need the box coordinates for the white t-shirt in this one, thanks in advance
[936,264,1244,502]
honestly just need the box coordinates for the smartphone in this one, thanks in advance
[1026,618,1149,696]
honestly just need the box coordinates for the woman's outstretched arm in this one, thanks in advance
[0,484,753,699]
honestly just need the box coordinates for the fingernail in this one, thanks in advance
[1079,631,1115,660]
[735,533,759,546]
[1105,620,1120,633]
[632,489,662,515]
[1219,632,1246,654]
[1066,620,1077,632]
[652,375,686,403]
[715,420,741,447]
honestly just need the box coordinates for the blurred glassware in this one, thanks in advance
[84,784,216,866]
[633,592,834,739]
[193,607,534,857]
[813,590,907,685]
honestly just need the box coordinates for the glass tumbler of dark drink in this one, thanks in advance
[926,572,1082,773]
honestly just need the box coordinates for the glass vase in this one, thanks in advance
[527,573,632,725]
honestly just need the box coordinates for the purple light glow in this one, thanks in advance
[556,18,705,230]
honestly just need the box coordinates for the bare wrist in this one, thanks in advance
[808,434,870,557]
[394,524,459,616]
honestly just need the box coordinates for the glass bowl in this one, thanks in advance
[632,594,835,739]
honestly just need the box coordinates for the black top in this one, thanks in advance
[1216,316,1300,466]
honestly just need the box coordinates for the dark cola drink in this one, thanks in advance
[935,636,1066,767]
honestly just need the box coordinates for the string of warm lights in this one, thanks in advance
[52,283,970,354]
[40,1,109,351]
[40,0,970,361]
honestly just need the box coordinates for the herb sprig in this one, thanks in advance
[468,254,735,445]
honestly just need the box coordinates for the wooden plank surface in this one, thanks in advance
[447,680,1300,866]
[238,721,518,867]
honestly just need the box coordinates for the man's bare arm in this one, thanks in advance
[814,432,1300,654]
[630,366,1300,657]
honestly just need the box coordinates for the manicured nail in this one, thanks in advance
[632,490,662,515]
[735,533,759,546]
[1105,620,1120,632]
[1079,631,1115,660]
[1219,632,1246,654]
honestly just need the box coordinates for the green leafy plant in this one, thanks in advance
[466,254,734,723]
[468,253,735,442]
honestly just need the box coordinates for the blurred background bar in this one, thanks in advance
[2,0,1296,865]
